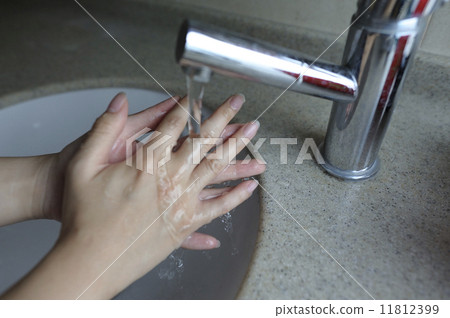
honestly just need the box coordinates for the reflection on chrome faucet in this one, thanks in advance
[176,0,446,180]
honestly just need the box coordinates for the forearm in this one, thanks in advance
[0,155,54,225]
[1,234,109,300]
[1,228,172,299]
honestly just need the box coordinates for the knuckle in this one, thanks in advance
[166,116,179,128]
[201,109,234,138]
[165,115,184,131]
[228,164,238,178]
[203,158,223,176]
[200,120,221,139]
[92,114,113,136]
[92,113,107,129]
[219,105,234,120]
[202,127,219,139]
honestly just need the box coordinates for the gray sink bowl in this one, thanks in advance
[0,87,260,299]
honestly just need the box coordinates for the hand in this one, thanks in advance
[3,92,262,299]
[38,95,265,250]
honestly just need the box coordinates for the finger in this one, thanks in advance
[194,121,260,188]
[109,96,179,163]
[199,187,232,200]
[219,123,243,142]
[201,94,244,140]
[74,93,128,174]
[180,232,221,250]
[200,180,258,222]
[128,96,180,130]
[172,123,243,154]
[210,160,266,184]
[152,96,190,159]
[177,94,245,161]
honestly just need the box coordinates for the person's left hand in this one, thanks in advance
[37,95,265,250]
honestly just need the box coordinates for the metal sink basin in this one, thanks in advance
[0,87,260,299]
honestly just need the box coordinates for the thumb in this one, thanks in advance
[78,92,129,170]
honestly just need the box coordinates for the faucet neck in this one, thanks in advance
[356,0,444,20]
[176,20,358,102]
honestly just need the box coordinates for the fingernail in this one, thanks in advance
[107,92,127,113]
[229,94,245,110]
[207,238,221,248]
[247,180,258,192]
[243,120,260,138]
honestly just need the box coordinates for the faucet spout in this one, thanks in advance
[176,20,358,102]
[175,0,446,180]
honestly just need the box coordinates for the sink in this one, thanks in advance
[0,87,260,299]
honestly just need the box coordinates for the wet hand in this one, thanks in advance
[56,92,262,298]
[39,95,265,250]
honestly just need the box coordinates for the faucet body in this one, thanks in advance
[176,0,445,180]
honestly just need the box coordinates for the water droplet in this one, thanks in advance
[158,251,184,280]
[220,212,233,233]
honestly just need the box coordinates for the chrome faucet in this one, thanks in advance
[176,0,446,180]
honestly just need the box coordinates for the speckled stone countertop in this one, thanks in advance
[1,0,449,299]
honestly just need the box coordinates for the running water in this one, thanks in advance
[186,75,204,136]
[220,211,233,233]
[184,66,211,137]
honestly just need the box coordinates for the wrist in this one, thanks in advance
[0,155,57,226]
[2,231,114,299]
[55,221,177,299]
[30,153,60,220]
[54,229,136,299]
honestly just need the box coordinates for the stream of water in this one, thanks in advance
[186,75,205,136]
[184,66,211,137]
